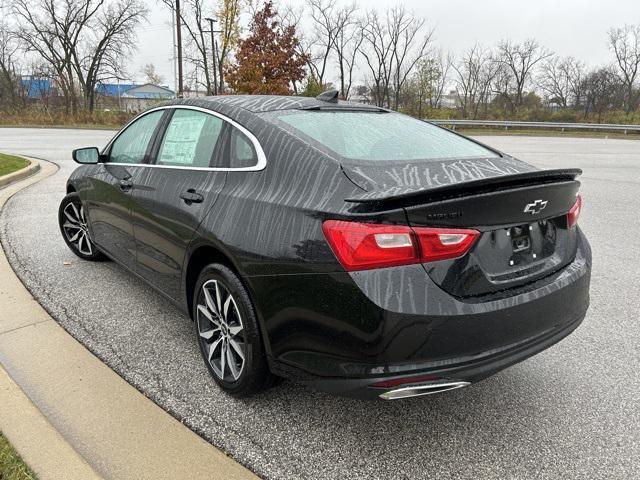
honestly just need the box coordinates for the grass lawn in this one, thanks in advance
[0,154,29,178]
[0,432,37,480]
[0,123,120,131]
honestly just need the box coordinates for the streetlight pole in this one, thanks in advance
[205,17,218,95]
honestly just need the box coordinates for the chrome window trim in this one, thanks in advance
[102,105,267,172]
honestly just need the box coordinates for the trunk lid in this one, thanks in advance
[343,159,582,297]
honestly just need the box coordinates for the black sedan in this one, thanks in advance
[59,92,591,400]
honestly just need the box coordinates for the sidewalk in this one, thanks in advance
[0,158,258,480]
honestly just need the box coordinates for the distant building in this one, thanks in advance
[96,82,175,112]
[95,83,137,98]
[440,90,462,109]
[20,76,54,99]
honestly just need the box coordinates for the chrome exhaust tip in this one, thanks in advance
[379,381,470,400]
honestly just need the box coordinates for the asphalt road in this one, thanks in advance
[1,128,638,479]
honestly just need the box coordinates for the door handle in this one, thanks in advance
[180,189,204,204]
[119,179,133,191]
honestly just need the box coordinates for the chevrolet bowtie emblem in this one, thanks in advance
[524,199,548,215]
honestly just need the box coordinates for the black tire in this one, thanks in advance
[58,192,106,261]
[193,263,275,397]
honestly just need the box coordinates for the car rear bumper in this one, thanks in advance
[255,229,591,397]
[304,305,586,399]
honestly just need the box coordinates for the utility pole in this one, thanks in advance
[175,0,184,97]
[117,78,121,110]
[205,17,219,95]
[171,7,177,95]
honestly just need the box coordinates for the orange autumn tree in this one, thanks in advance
[226,1,308,94]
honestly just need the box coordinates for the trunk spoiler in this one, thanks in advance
[345,168,582,204]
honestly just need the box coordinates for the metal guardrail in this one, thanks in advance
[426,119,640,134]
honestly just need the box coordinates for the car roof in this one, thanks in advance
[169,95,382,113]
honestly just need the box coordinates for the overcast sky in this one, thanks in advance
[133,0,640,90]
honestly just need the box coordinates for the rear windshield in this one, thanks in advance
[274,110,498,162]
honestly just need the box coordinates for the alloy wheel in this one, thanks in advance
[197,279,246,382]
[62,202,94,256]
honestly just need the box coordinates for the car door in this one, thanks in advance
[85,109,166,266]
[128,107,229,300]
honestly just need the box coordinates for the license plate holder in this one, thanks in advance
[511,233,531,253]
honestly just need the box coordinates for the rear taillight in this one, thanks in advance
[322,220,480,271]
[322,221,417,270]
[413,227,480,263]
[567,194,582,228]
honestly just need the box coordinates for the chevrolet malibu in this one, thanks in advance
[59,92,591,400]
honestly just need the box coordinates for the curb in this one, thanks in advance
[0,157,259,480]
[0,157,40,189]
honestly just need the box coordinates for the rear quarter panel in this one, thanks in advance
[195,123,352,276]
[193,111,407,277]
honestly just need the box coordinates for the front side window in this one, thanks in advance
[157,109,223,167]
[109,110,164,164]
[275,111,498,162]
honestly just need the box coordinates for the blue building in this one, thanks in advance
[20,77,54,99]
[95,83,137,97]
[96,82,175,111]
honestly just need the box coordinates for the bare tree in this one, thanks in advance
[14,0,147,112]
[538,56,585,108]
[360,6,433,109]
[72,0,148,111]
[141,63,165,84]
[608,24,640,113]
[0,2,22,109]
[582,66,621,121]
[162,0,242,94]
[567,59,586,109]
[453,44,481,117]
[387,6,433,110]
[215,0,242,93]
[412,50,450,116]
[539,56,570,108]
[495,38,553,113]
[476,55,500,117]
[161,0,214,94]
[306,0,340,87]
[330,3,362,99]
[491,60,516,114]
[453,44,498,118]
[277,3,306,93]
[430,50,451,109]
[13,0,86,113]
[360,9,392,107]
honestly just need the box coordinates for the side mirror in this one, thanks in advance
[72,147,100,164]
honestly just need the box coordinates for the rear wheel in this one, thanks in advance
[194,263,274,397]
[58,193,105,261]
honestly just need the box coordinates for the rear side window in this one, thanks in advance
[275,111,498,162]
[109,110,164,164]
[157,109,223,167]
[229,128,258,168]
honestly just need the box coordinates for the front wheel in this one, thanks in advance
[194,263,275,397]
[58,192,105,261]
